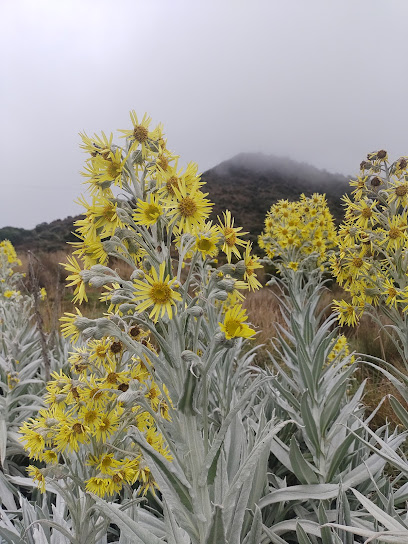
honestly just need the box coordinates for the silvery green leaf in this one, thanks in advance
[323,523,408,543]
[270,520,321,537]
[242,506,262,544]
[0,472,16,510]
[205,505,225,543]
[224,421,291,543]
[295,523,313,544]
[214,450,228,504]
[261,524,292,544]
[163,500,190,544]
[90,494,163,544]
[300,393,321,454]
[32,526,49,544]
[352,488,408,532]
[389,395,408,428]
[198,380,265,486]
[259,484,340,508]
[289,436,319,485]
[0,527,26,544]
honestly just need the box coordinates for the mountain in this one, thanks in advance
[202,152,351,245]
[0,153,351,252]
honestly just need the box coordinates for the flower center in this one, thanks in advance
[150,282,172,304]
[387,287,397,297]
[106,372,119,384]
[361,207,372,218]
[224,227,236,247]
[100,418,111,431]
[107,161,121,179]
[166,176,179,195]
[145,204,161,221]
[158,155,169,170]
[389,227,402,239]
[72,423,85,434]
[225,319,241,337]
[197,238,213,251]
[395,185,408,197]
[84,410,98,424]
[133,125,148,142]
[178,197,197,217]
[352,257,363,268]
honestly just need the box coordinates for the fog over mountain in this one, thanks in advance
[0,153,351,252]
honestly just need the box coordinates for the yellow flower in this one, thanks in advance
[332,299,361,327]
[132,262,182,321]
[118,111,160,157]
[218,210,248,262]
[61,256,88,304]
[92,148,129,189]
[86,476,110,497]
[27,465,46,493]
[193,222,220,259]
[219,304,256,340]
[133,195,163,227]
[60,308,84,344]
[242,243,262,290]
[165,180,213,234]
[93,410,120,442]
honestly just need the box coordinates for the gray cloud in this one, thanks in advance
[1,0,408,228]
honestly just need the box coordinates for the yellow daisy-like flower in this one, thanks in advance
[27,466,46,493]
[242,243,262,291]
[381,277,400,308]
[332,299,361,327]
[92,147,129,189]
[165,180,213,234]
[193,221,220,259]
[132,262,182,321]
[86,476,110,497]
[133,195,163,227]
[219,304,256,340]
[93,410,120,443]
[61,256,88,304]
[218,210,248,262]
[118,111,160,157]
[60,307,84,344]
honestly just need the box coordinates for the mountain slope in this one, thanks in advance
[202,152,350,244]
[0,153,351,251]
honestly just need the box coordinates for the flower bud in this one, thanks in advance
[186,306,204,317]
[234,261,246,276]
[89,276,110,288]
[130,269,145,281]
[212,290,228,301]
[74,317,95,331]
[119,303,136,314]
[181,350,201,365]
[80,269,93,283]
[110,293,129,305]
[217,279,235,292]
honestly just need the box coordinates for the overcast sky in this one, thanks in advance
[1,0,407,229]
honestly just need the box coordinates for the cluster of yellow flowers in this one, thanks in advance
[258,194,338,271]
[326,334,355,366]
[62,111,261,334]
[0,240,22,298]
[21,112,262,497]
[20,326,171,497]
[331,151,408,326]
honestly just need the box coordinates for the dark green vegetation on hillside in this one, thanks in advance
[0,153,351,251]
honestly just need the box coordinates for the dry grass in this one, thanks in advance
[15,250,407,427]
